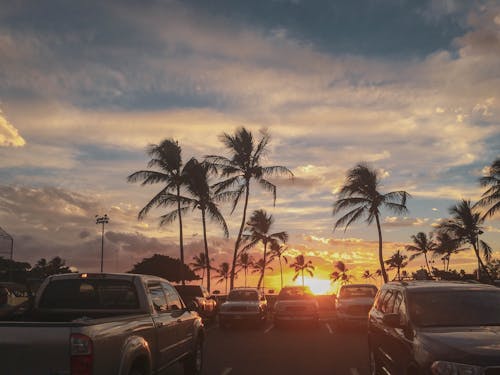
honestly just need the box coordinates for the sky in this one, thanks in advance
[0,0,499,293]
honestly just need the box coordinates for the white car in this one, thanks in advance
[273,286,319,328]
[336,284,377,329]
[218,288,268,328]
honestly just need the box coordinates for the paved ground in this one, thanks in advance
[167,317,370,375]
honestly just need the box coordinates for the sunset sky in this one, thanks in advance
[0,0,499,292]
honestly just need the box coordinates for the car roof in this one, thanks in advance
[340,284,377,289]
[229,287,259,292]
[383,280,499,292]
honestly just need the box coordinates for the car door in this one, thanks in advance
[373,290,398,372]
[163,282,196,357]
[147,282,180,370]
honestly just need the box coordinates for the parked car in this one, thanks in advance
[368,281,500,375]
[218,288,267,328]
[335,284,377,329]
[174,285,217,322]
[273,286,319,328]
[0,273,205,375]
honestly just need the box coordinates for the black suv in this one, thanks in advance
[368,281,500,375]
[174,285,217,322]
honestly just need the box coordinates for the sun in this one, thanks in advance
[295,277,333,295]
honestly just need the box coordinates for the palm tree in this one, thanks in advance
[385,250,408,281]
[438,200,493,281]
[127,139,190,284]
[290,254,315,287]
[270,242,288,289]
[332,163,410,283]
[361,270,376,280]
[433,231,465,272]
[206,128,293,290]
[183,158,229,293]
[236,253,254,287]
[241,209,288,291]
[251,258,274,290]
[190,253,213,287]
[475,158,500,219]
[405,232,436,274]
[215,262,231,294]
[329,260,353,285]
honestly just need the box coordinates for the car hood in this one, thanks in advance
[419,326,500,366]
[337,297,374,306]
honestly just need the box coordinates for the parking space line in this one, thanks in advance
[221,368,232,375]
[325,322,334,334]
[349,368,360,375]
[264,325,274,334]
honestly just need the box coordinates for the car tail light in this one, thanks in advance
[70,334,93,375]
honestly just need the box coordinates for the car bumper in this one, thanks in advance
[219,312,262,321]
[274,313,318,322]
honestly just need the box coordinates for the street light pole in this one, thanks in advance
[95,214,109,273]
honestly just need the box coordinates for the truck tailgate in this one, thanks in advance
[0,323,76,375]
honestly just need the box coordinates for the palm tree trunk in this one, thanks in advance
[257,271,264,289]
[230,181,250,290]
[244,267,247,287]
[262,241,268,292]
[279,257,283,289]
[301,269,304,286]
[397,266,401,281]
[201,208,211,293]
[424,252,431,275]
[177,185,185,285]
[375,214,388,283]
[472,240,492,282]
[225,277,228,294]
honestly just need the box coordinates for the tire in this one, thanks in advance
[184,339,203,375]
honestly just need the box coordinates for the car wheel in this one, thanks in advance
[183,339,203,375]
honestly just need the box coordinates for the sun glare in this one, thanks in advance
[295,277,333,295]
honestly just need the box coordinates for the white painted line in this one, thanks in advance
[325,323,333,334]
[349,368,360,375]
[264,325,274,334]
[221,368,232,375]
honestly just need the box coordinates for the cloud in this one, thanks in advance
[0,108,25,147]
[384,216,431,228]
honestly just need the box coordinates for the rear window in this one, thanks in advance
[339,286,377,299]
[39,279,139,309]
[228,290,259,301]
[278,287,314,300]
[174,285,203,297]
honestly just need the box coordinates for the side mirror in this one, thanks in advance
[382,313,402,328]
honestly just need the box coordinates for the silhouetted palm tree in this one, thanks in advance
[270,242,288,289]
[206,128,293,289]
[332,163,410,283]
[127,139,190,284]
[432,231,465,271]
[475,158,500,219]
[290,254,315,287]
[215,262,231,294]
[251,258,273,290]
[361,270,376,280]
[330,260,353,285]
[405,232,436,274]
[190,253,213,287]
[439,200,493,281]
[183,158,229,293]
[241,209,288,291]
[385,250,408,281]
[237,253,254,287]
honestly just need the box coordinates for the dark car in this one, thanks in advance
[368,281,500,375]
[175,285,217,322]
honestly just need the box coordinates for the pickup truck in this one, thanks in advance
[0,272,205,375]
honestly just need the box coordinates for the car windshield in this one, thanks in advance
[228,290,258,301]
[278,287,314,300]
[408,290,500,327]
[339,286,377,299]
[174,285,203,297]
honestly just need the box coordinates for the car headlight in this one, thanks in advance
[431,361,483,375]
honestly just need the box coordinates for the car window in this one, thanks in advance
[228,290,258,301]
[148,283,168,313]
[374,290,386,311]
[379,290,395,314]
[162,282,183,311]
[396,293,408,325]
[339,286,377,299]
[278,287,314,300]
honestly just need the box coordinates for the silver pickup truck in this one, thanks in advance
[0,272,205,375]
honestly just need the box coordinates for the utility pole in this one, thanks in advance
[0,227,14,282]
[95,214,109,272]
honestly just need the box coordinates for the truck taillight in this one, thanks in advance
[70,334,93,375]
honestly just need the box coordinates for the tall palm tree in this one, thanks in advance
[251,258,274,290]
[438,200,493,281]
[385,250,408,281]
[236,253,254,287]
[361,270,376,280]
[127,139,190,284]
[290,254,315,287]
[332,163,411,283]
[433,231,465,272]
[241,209,288,291]
[270,242,288,289]
[215,262,231,294]
[183,158,229,293]
[475,158,500,219]
[190,253,213,287]
[405,232,436,274]
[206,128,293,289]
[330,260,353,286]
